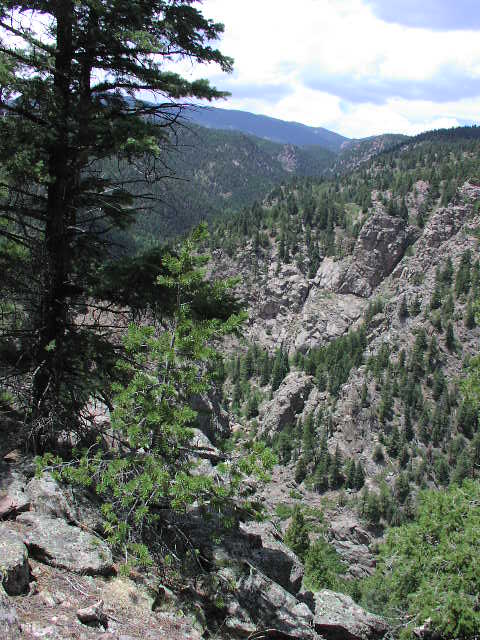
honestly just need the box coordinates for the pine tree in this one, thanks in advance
[455,250,472,297]
[360,382,370,407]
[445,322,456,351]
[394,473,410,504]
[354,462,365,489]
[284,507,310,561]
[365,492,381,525]
[302,413,316,464]
[464,298,476,329]
[404,409,414,442]
[344,459,356,489]
[0,0,233,440]
[398,296,409,320]
[451,450,472,484]
[432,368,446,401]
[295,457,307,484]
[329,445,343,488]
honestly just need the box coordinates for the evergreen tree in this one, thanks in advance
[464,298,476,329]
[354,462,366,490]
[329,445,343,488]
[365,492,381,525]
[358,383,368,409]
[0,0,232,440]
[344,459,356,489]
[445,322,456,351]
[295,457,307,484]
[302,413,316,464]
[455,249,472,297]
[394,472,411,504]
[284,507,310,561]
[398,296,409,320]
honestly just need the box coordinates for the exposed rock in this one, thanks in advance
[222,564,320,639]
[0,587,21,639]
[0,526,30,595]
[239,521,304,595]
[101,578,155,614]
[17,513,113,576]
[339,214,418,297]
[259,372,314,439]
[0,466,30,519]
[313,590,388,640]
[26,473,77,521]
[328,514,376,578]
[313,258,346,291]
[191,391,231,441]
[293,291,366,353]
[76,600,108,628]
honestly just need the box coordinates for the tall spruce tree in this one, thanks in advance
[0,0,232,442]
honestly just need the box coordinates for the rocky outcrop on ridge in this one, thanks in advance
[258,372,314,439]
[339,213,419,297]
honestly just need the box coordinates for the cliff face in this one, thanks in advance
[211,179,480,573]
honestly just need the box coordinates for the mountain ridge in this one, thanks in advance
[184,105,349,152]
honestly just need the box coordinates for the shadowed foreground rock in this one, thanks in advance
[222,564,321,639]
[0,526,29,595]
[17,513,113,575]
[313,590,388,640]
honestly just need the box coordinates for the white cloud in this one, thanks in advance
[175,0,480,138]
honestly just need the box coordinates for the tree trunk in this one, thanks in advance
[31,1,75,439]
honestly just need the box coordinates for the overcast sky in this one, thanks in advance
[177,0,480,139]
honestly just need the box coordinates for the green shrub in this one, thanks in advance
[304,537,345,591]
[361,480,480,639]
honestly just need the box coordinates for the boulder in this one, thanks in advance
[339,214,418,297]
[328,514,376,577]
[0,587,21,639]
[223,565,320,640]
[76,600,108,628]
[25,473,77,521]
[190,392,231,441]
[0,526,30,595]
[313,590,388,640]
[240,521,304,595]
[259,372,314,439]
[17,513,113,576]
[0,466,30,520]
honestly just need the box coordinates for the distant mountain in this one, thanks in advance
[184,106,348,153]
[121,123,335,247]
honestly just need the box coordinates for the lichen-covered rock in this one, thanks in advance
[0,587,21,639]
[339,214,418,297]
[190,392,231,441]
[17,513,113,576]
[26,473,77,521]
[313,590,388,640]
[0,526,29,595]
[258,372,313,439]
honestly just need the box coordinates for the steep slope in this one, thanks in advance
[185,106,349,152]
[209,125,480,546]
[124,123,335,247]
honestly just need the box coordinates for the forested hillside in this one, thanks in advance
[203,125,480,637]
[0,0,479,637]
[185,105,349,151]
[123,123,335,247]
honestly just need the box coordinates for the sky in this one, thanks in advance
[175,0,480,139]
